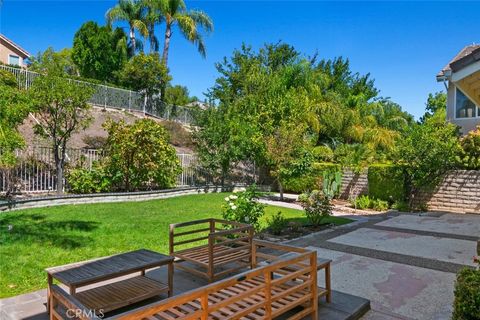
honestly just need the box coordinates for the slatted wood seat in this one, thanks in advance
[170,219,254,282]
[49,241,319,320]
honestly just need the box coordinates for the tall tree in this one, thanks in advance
[29,50,94,194]
[158,0,213,66]
[143,0,162,52]
[106,0,148,54]
[420,92,447,123]
[72,21,128,81]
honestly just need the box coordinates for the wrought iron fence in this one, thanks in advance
[0,147,202,193]
[0,65,194,125]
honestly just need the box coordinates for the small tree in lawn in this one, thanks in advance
[265,121,312,200]
[0,70,31,198]
[30,51,94,194]
[102,118,181,191]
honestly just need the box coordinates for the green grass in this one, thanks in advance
[0,193,351,298]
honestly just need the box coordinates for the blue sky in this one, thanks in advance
[1,1,479,119]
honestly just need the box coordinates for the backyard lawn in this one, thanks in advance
[0,192,351,298]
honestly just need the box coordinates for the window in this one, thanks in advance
[455,87,477,118]
[8,54,20,66]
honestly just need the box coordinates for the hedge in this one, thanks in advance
[452,267,480,320]
[283,162,340,193]
[367,164,406,203]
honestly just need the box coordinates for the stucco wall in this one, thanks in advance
[0,39,26,66]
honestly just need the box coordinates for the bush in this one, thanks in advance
[267,211,288,235]
[368,164,405,203]
[298,190,333,226]
[393,200,410,212]
[312,145,334,162]
[0,69,17,87]
[222,185,266,231]
[82,135,107,150]
[67,167,111,194]
[452,268,480,320]
[352,195,389,211]
[457,126,480,170]
[283,162,340,193]
[103,119,182,191]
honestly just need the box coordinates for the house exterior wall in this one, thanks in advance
[446,81,480,134]
[0,38,27,67]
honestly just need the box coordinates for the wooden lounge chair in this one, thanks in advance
[169,218,254,283]
[49,242,319,320]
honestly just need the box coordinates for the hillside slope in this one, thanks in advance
[19,106,194,154]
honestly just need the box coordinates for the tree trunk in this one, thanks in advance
[130,27,136,53]
[162,22,172,66]
[278,180,284,201]
[149,24,155,53]
[54,146,64,194]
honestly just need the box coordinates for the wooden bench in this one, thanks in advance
[49,243,318,320]
[169,219,254,283]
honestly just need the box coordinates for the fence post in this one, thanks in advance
[143,94,147,117]
[128,91,132,112]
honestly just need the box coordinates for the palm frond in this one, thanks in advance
[187,10,213,33]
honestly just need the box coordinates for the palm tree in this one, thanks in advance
[158,0,213,66]
[143,0,163,52]
[106,0,148,54]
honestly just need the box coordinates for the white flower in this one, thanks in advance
[229,202,235,207]
[244,216,249,222]
[231,205,237,210]
[224,196,230,201]
[230,195,238,200]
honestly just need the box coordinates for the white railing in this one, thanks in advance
[0,65,194,125]
[0,147,202,193]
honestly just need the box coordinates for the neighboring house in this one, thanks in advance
[437,44,480,134]
[0,34,30,68]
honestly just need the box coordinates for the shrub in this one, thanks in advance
[393,200,410,212]
[457,125,480,170]
[222,185,266,231]
[352,195,372,210]
[352,195,389,211]
[298,190,333,226]
[312,145,334,162]
[267,211,288,235]
[283,162,340,193]
[103,119,182,191]
[67,167,111,194]
[0,69,17,87]
[373,199,389,211]
[368,164,406,203]
[452,268,480,320]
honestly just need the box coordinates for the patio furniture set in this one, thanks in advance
[47,219,332,320]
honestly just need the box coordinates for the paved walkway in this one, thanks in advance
[288,210,480,320]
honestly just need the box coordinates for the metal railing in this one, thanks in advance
[0,65,194,125]
[0,147,202,193]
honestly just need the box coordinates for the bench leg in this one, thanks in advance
[168,262,174,297]
[325,264,331,303]
[46,274,52,314]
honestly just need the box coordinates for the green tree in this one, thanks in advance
[29,52,95,194]
[0,71,31,168]
[143,0,163,52]
[158,0,213,66]
[420,92,447,123]
[165,84,195,106]
[395,114,461,209]
[106,0,148,54]
[103,118,181,191]
[117,53,171,109]
[457,125,480,169]
[30,48,79,76]
[72,21,128,81]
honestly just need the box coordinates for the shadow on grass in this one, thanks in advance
[0,213,98,249]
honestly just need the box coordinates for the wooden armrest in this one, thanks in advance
[253,239,309,253]
[170,218,213,229]
[50,285,101,320]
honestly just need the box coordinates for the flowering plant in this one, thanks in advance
[222,185,265,231]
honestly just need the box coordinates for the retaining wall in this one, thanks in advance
[0,186,225,211]
[338,169,480,214]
